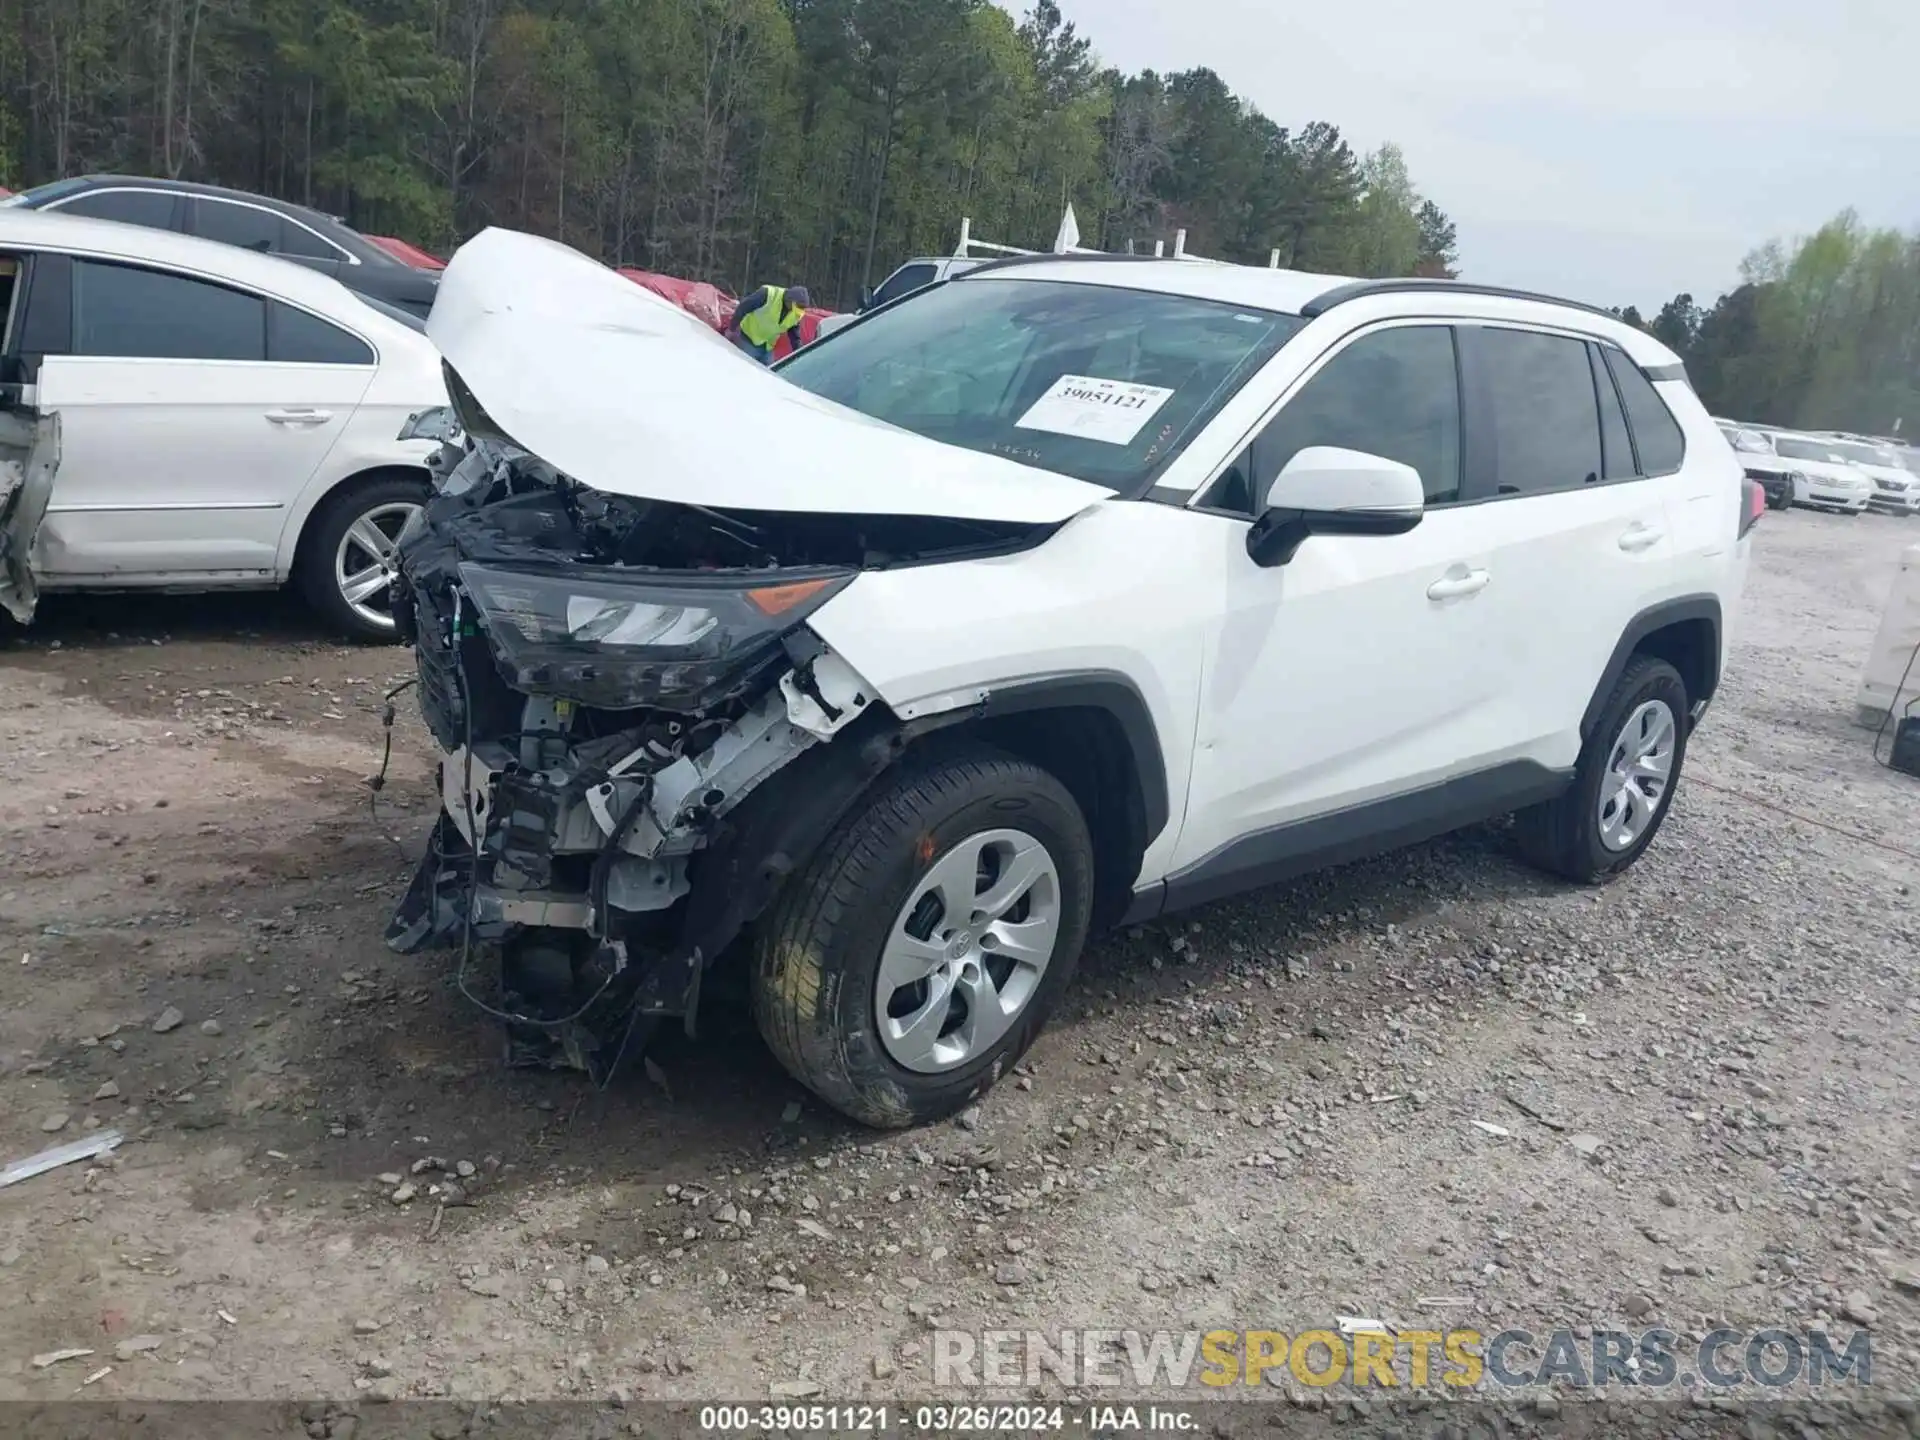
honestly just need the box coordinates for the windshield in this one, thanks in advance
[1720,426,1772,454]
[1821,439,1888,467]
[777,277,1304,491]
[0,178,89,209]
[1773,436,1851,464]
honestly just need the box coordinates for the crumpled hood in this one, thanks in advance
[426,228,1110,525]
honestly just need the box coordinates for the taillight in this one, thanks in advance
[1737,478,1765,538]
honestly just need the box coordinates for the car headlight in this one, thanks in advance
[456,562,854,711]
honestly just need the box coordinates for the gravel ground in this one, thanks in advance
[0,509,1916,1433]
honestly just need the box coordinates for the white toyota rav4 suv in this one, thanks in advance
[386,229,1759,1128]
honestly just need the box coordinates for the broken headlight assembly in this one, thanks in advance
[457,562,853,711]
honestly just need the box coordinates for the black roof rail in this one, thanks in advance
[1300,277,1622,323]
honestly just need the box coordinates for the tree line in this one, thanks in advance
[1618,211,1920,440]
[0,0,1459,306]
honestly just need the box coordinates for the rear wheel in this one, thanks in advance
[751,745,1094,1128]
[1514,656,1689,883]
[296,475,426,642]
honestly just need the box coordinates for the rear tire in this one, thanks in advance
[751,744,1094,1128]
[296,474,427,642]
[1514,656,1689,884]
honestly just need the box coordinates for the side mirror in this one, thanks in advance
[1246,446,1426,568]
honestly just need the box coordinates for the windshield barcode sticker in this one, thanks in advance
[1015,375,1175,446]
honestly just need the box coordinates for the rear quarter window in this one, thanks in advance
[1605,349,1687,475]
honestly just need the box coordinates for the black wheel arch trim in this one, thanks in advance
[1581,596,1723,742]
[964,671,1171,846]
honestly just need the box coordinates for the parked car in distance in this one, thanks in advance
[814,255,985,339]
[363,235,446,271]
[1810,434,1920,516]
[1716,422,1796,509]
[387,230,1757,1127]
[0,208,447,640]
[1763,432,1874,513]
[1,176,440,319]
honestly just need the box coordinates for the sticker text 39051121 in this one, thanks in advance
[1015,374,1176,446]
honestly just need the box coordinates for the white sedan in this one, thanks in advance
[0,208,446,639]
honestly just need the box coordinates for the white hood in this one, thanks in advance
[1792,458,1871,486]
[426,228,1109,525]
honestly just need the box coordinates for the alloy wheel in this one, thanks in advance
[875,829,1062,1074]
[333,501,421,633]
[1597,699,1676,852]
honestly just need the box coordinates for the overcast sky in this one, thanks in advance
[1026,0,1920,310]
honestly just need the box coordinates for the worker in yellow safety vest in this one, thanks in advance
[728,284,811,365]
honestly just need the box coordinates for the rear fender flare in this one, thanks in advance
[1581,596,1723,740]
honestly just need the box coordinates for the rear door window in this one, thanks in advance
[72,259,266,361]
[269,302,374,364]
[277,220,346,262]
[1472,327,1603,496]
[192,198,290,255]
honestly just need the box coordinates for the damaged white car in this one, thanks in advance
[388,228,1752,1128]
[0,210,445,639]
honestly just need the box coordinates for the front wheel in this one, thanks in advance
[296,475,427,642]
[751,745,1094,1128]
[1513,656,1689,883]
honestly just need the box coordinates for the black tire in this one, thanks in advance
[1513,656,1689,884]
[295,474,428,642]
[751,743,1094,1128]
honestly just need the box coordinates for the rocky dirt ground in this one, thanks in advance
[0,509,1917,1433]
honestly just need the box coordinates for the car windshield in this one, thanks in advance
[1828,440,1893,467]
[777,277,1304,491]
[0,178,90,209]
[1721,427,1771,454]
[1773,436,1850,464]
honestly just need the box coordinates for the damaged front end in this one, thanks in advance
[384,408,1040,1077]
[0,406,58,626]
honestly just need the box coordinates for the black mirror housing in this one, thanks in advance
[1246,505,1422,568]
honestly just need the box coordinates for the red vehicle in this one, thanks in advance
[363,235,445,271]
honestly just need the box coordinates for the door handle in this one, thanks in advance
[1426,568,1490,601]
[265,407,333,426]
[1617,524,1664,552]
